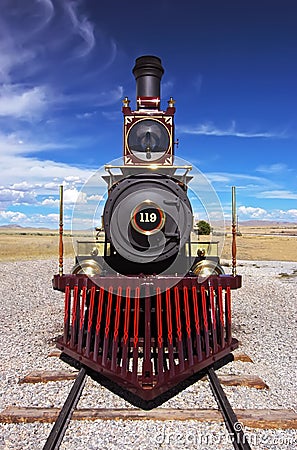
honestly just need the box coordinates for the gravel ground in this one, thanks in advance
[0,259,296,450]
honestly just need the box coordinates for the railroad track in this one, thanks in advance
[1,351,296,449]
[41,365,252,450]
[207,367,251,450]
[43,367,87,450]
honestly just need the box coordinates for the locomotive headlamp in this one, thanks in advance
[71,259,102,276]
[127,119,170,162]
[191,260,224,277]
[131,200,165,235]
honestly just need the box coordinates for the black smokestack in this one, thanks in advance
[132,55,164,109]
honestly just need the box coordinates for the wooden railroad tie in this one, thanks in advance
[0,406,296,429]
[19,370,78,384]
[19,370,268,389]
[233,352,254,363]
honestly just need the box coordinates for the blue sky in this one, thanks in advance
[0,0,296,228]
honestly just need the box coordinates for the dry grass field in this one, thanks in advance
[221,233,297,261]
[0,228,75,262]
[0,225,296,263]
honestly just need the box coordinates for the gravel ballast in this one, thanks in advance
[0,259,296,449]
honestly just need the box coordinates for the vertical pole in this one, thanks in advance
[59,185,64,276]
[231,186,237,276]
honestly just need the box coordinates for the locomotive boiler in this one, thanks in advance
[53,56,241,409]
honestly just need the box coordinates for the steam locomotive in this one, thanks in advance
[53,56,241,409]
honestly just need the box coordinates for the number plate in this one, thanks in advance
[131,202,165,235]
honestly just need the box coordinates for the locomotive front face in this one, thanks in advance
[53,55,242,409]
[103,173,193,274]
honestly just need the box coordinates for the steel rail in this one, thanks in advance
[43,367,87,450]
[207,367,251,450]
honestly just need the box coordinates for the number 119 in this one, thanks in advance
[139,212,157,223]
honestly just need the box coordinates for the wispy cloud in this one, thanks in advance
[63,1,95,58]
[76,111,97,120]
[193,74,203,93]
[162,80,175,98]
[256,163,288,174]
[205,171,278,189]
[259,190,297,200]
[101,110,122,121]
[0,0,119,124]
[0,0,122,226]
[0,132,73,155]
[1,0,96,65]
[177,121,286,138]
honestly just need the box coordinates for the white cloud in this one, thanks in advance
[41,198,59,207]
[94,86,124,107]
[0,84,48,119]
[238,205,297,222]
[63,0,95,58]
[238,206,268,218]
[101,111,121,121]
[0,210,66,227]
[45,213,60,223]
[0,0,119,124]
[0,129,95,217]
[286,209,297,218]
[206,173,230,183]
[76,111,97,119]
[43,182,60,190]
[205,171,278,191]
[0,152,92,194]
[65,176,81,182]
[0,132,73,155]
[178,121,286,138]
[161,80,174,98]
[64,188,87,205]
[259,190,297,199]
[88,194,104,201]
[0,211,27,222]
[10,181,36,190]
[256,163,288,174]
[0,188,36,204]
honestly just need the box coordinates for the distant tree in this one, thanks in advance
[197,220,211,235]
